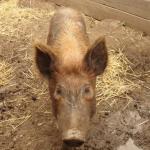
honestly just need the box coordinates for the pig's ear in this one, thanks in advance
[84,38,108,76]
[34,43,56,78]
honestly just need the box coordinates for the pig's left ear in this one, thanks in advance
[84,38,108,76]
[34,42,56,78]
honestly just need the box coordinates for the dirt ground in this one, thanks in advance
[0,0,150,150]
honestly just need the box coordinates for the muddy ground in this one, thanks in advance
[0,0,150,150]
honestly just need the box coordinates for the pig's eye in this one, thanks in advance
[54,85,64,98]
[82,85,93,98]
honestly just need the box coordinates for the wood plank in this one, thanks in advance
[93,0,150,20]
[49,0,150,34]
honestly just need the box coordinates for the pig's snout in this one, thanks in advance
[63,129,85,147]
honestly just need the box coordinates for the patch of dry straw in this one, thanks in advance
[96,47,139,107]
[0,0,54,38]
[0,60,15,88]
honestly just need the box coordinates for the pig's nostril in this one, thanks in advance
[63,129,85,147]
[63,139,84,147]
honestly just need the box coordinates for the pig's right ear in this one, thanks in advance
[34,43,56,78]
[84,38,108,76]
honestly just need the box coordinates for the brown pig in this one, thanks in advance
[34,8,108,147]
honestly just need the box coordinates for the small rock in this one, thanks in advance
[32,96,37,101]
[27,141,31,146]
[20,134,23,138]
[117,138,143,150]
[13,137,17,142]
[37,122,44,126]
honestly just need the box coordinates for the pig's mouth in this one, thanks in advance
[62,129,85,147]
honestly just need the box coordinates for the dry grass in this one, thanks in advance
[0,0,54,38]
[96,46,139,107]
[0,115,31,129]
[0,60,15,88]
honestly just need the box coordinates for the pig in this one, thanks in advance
[34,8,108,147]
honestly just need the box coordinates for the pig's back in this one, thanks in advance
[47,8,88,45]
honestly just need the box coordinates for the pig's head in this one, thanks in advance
[34,38,107,147]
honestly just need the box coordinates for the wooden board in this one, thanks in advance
[93,0,150,20]
[49,0,150,34]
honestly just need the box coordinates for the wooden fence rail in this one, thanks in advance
[49,0,150,34]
